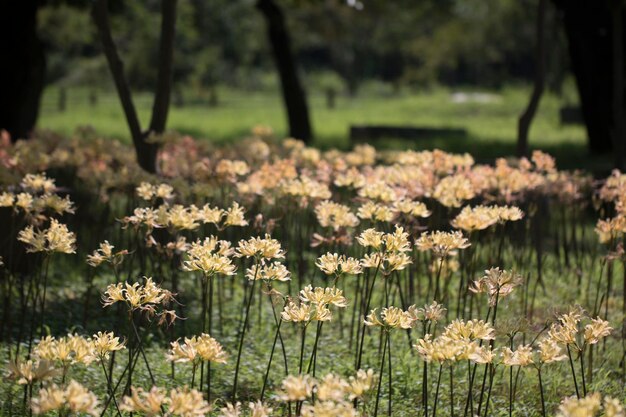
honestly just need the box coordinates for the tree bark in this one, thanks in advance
[150,0,177,134]
[92,0,158,173]
[554,0,615,154]
[0,0,45,143]
[612,0,626,169]
[257,0,313,143]
[517,0,547,158]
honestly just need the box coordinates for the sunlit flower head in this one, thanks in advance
[364,306,415,330]
[32,380,100,416]
[235,234,285,261]
[470,267,523,306]
[92,331,125,360]
[415,230,470,257]
[277,374,316,402]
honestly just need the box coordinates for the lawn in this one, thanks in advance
[38,84,606,170]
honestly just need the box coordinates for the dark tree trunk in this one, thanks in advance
[517,0,548,157]
[554,0,615,154]
[0,0,45,143]
[92,0,171,173]
[612,0,626,169]
[257,0,313,143]
[150,0,177,134]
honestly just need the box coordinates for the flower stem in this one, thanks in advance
[537,368,546,417]
[261,317,283,400]
[373,331,389,417]
[567,345,580,399]
[232,276,257,400]
[432,363,443,417]
[356,260,382,371]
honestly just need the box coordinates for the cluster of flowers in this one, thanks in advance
[3,131,626,416]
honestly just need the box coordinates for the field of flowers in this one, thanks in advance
[0,128,625,416]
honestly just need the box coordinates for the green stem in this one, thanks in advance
[261,318,283,400]
[567,345,580,398]
[373,331,388,417]
[538,368,546,417]
[450,365,455,417]
[579,347,587,396]
[298,325,308,374]
[232,264,259,400]
[432,363,443,417]
[356,260,382,371]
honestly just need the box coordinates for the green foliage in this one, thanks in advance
[37,0,569,93]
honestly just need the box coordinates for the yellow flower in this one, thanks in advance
[315,253,363,276]
[87,240,128,268]
[604,397,626,417]
[168,386,212,417]
[470,267,523,306]
[557,393,602,417]
[357,201,395,222]
[356,228,384,250]
[102,277,172,312]
[219,402,241,417]
[32,380,100,416]
[443,319,495,341]
[92,331,125,360]
[364,306,415,329]
[277,374,316,401]
[412,301,447,322]
[347,369,375,400]
[246,262,291,282]
[7,359,58,385]
[168,334,228,364]
[299,285,348,308]
[301,401,358,417]
[584,318,612,345]
[216,159,250,178]
[415,230,470,257]
[223,202,248,227]
[469,345,496,364]
[314,200,359,230]
[393,199,431,218]
[15,192,34,211]
[414,335,463,363]
[168,205,200,230]
[18,219,76,254]
[537,337,567,364]
[34,334,95,366]
[196,204,224,225]
[195,334,228,363]
[281,300,313,323]
[501,345,534,367]
[183,238,237,276]
[236,235,285,260]
[248,401,272,417]
[433,174,476,208]
[316,374,350,402]
[120,386,167,416]
[0,191,14,207]
[21,173,56,194]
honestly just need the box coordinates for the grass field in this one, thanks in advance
[38,84,608,170]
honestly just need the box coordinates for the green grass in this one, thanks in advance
[38,84,608,170]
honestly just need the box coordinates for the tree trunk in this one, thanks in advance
[92,0,158,173]
[554,0,614,154]
[0,0,45,143]
[612,0,626,169]
[150,0,177,134]
[517,0,547,158]
[257,0,313,143]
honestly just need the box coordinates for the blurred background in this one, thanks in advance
[1,0,623,170]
